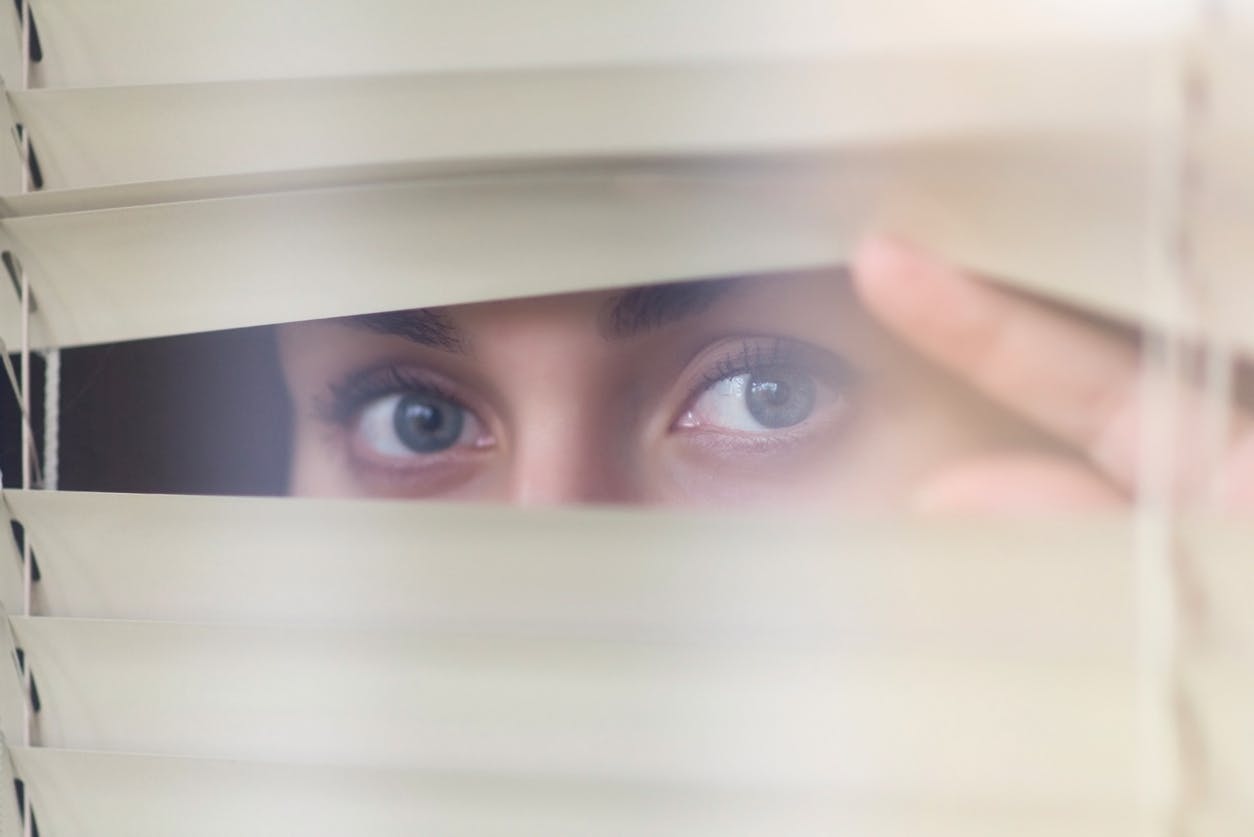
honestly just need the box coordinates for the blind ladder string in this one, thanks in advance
[1192,0,1235,510]
[1133,15,1197,837]
[40,350,55,492]
[16,252,31,837]
[1135,5,1221,833]
[17,4,32,836]
[1174,2,1228,826]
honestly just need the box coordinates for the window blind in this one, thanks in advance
[0,1,1247,350]
[0,2,1250,836]
[0,493,1250,833]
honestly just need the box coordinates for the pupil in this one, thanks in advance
[746,370,815,429]
[392,393,464,453]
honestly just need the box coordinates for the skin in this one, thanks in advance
[277,235,1254,511]
[852,237,1254,513]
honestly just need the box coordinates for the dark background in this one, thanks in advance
[1,326,291,495]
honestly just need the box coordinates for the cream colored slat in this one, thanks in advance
[2,491,1137,653]
[1199,42,1254,355]
[0,498,33,746]
[21,0,1183,88]
[9,748,1151,837]
[6,49,1162,192]
[0,495,27,620]
[0,158,562,216]
[10,616,1140,803]
[0,165,862,349]
[0,137,1203,353]
[1183,520,1254,655]
[0,5,18,95]
[1189,656,1254,808]
[0,91,24,195]
[3,131,1246,353]
[0,620,29,749]
[1185,809,1254,837]
[0,744,21,836]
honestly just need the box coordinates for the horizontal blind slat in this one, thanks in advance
[0,613,26,747]
[7,50,1162,192]
[6,141,1236,352]
[8,747,1155,837]
[6,494,1252,654]
[1,491,1139,652]
[10,615,1142,801]
[1198,39,1254,345]
[11,630,1246,820]
[0,167,859,348]
[1189,656,1254,807]
[21,0,1183,87]
[1183,520,1254,656]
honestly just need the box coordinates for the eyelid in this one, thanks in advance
[678,336,856,408]
[319,362,473,427]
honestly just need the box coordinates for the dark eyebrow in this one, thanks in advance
[599,277,739,340]
[335,277,740,351]
[338,308,468,354]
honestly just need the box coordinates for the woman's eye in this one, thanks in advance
[680,367,826,433]
[354,390,481,458]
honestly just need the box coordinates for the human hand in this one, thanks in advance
[851,237,1254,513]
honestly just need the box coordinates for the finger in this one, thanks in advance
[852,236,1251,495]
[1218,434,1254,510]
[914,454,1127,515]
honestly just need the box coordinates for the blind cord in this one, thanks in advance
[1134,3,1220,833]
[16,252,32,837]
[17,6,34,836]
[1191,0,1235,510]
[41,350,57,493]
[17,273,28,499]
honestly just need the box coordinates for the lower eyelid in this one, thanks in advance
[672,416,852,472]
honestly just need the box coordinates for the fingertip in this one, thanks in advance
[850,236,1006,368]
[853,233,920,271]
[851,235,923,291]
[1217,435,1254,511]
[849,235,941,324]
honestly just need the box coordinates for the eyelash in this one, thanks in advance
[697,338,807,391]
[320,364,465,427]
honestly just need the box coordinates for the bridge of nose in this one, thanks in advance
[464,298,649,504]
